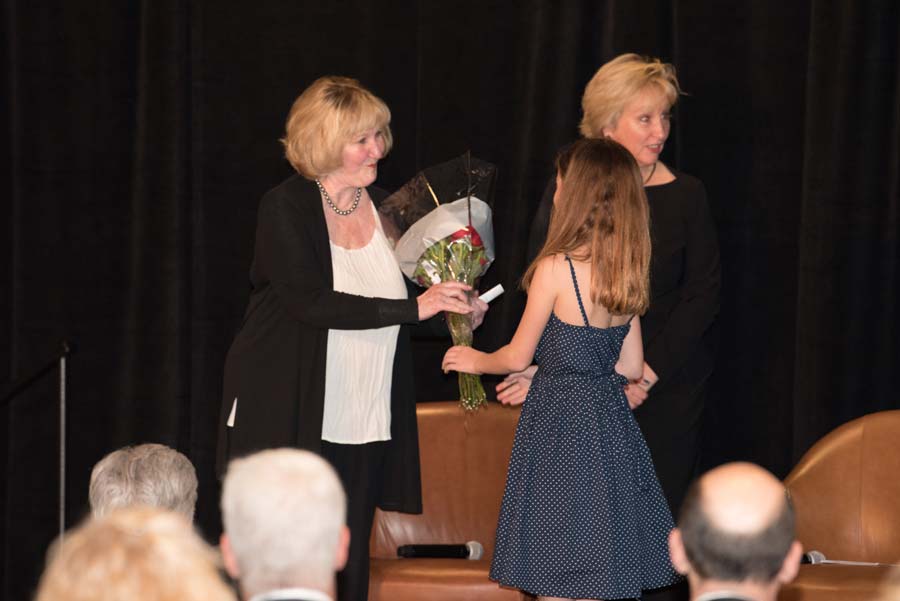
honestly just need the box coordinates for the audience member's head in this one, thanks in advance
[89,443,198,520]
[669,462,803,601]
[220,448,349,599]
[36,506,235,601]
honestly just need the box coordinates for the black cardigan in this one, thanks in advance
[217,174,423,513]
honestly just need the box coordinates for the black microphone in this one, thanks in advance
[397,541,484,560]
[799,550,897,567]
[801,550,826,564]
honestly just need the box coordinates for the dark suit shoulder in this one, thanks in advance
[259,174,320,213]
[263,172,308,197]
[667,167,702,186]
[646,168,710,221]
[262,175,389,211]
[660,168,706,197]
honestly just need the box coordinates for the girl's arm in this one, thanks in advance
[614,316,644,381]
[442,257,558,375]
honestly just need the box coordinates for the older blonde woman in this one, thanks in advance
[36,507,235,601]
[217,76,486,601]
[519,54,721,522]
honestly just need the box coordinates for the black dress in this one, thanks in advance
[490,257,679,599]
[528,169,721,517]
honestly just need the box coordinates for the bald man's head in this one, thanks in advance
[676,462,796,583]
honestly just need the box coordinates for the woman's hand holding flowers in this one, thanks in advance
[417,281,473,320]
[470,293,489,330]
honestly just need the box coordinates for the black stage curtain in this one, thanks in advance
[2,1,898,598]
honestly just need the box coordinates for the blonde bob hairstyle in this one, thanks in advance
[36,507,235,601]
[580,53,682,138]
[523,138,651,315]
[281,75,393,179]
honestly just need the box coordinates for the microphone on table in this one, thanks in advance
[801,550,826,564]
[397,541,484,560]
[800,550,897,567]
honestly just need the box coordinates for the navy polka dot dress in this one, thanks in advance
[490,257,679,600]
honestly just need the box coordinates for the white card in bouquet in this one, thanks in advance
[480,284,504,304]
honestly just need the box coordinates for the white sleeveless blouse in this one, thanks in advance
[321,206,408,444]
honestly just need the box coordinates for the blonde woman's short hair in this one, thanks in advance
[580,53,682,138]
[36,507,235,601]
[281,75,393,179]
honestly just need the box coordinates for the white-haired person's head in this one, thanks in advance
[220,448,349,599]
[89,443,198,520]
[36,506,235,601]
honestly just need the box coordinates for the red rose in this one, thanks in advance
[467,226,484,247]
[450,228,469,240]
[449,226,484,247]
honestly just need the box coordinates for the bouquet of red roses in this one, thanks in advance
[394,198,494,410]
[382,154,496,411]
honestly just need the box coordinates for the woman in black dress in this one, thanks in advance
[507,54,721,521]
[217,76,485,601]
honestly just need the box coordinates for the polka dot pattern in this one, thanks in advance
[489,258,679,600]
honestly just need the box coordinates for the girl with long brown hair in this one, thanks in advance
[443,138,678,600]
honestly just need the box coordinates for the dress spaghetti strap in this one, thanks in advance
[564,256,590,327]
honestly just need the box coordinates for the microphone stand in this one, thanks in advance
[1,340,76,540]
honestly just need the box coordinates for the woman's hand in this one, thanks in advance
[640,362,659,390]
[442,345,484,375]
[417,282,473,321]
[496,365,537,406]
[623,381,649,409]
[623,361,657,410]
[470,293,489,330]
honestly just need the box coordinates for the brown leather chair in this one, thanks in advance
[368,401,530,601]
[779,410,900,601]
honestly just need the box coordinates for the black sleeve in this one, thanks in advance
[405,279,450,337]
[256,190,420,330]
[527,176,556,263]
[643,181,721,380]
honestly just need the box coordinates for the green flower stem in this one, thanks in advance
[447,310,487,411]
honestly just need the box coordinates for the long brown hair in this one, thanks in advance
[523,138,650,315]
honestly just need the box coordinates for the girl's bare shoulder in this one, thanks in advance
[534,253,568,274]
[530,254,570,292]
